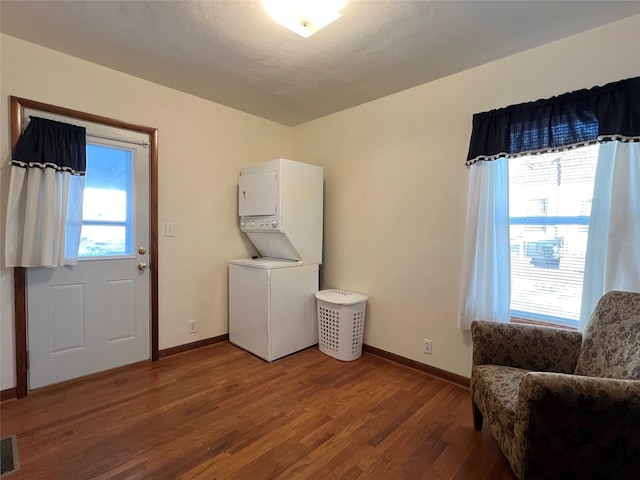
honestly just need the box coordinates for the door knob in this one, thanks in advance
[138,262,148,271]
[138,246,147,255]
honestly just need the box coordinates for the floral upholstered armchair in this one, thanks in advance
[470,291,640,480]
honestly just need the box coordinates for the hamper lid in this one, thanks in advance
[315,289,368,305]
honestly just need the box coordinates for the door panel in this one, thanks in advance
[238,171,277,216]
[106,279,135,342]
[49,284,84,353]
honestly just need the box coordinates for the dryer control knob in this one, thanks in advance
[271,221,277,228]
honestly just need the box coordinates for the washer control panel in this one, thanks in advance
[240,216,283,233]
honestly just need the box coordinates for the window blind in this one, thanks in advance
[508,145,598,326]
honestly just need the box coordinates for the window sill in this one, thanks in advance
[510,317,577,331]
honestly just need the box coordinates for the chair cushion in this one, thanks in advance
[474,365,527,414]
[575,291,640,380]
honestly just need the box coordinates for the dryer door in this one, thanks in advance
[239,171,277,217]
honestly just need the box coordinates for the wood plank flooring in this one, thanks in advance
[0,342,515,480]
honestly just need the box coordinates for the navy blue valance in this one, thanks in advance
[466,77,640,166]
[12,116,86,174]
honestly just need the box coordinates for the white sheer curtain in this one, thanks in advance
[5,168,85,267]
[458,157,511,330]
[4,116,86,268]
[579,142,640,330]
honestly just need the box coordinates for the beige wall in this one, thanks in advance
[291,15,640,377]
[0,34,291,390]
[2,15,639,390]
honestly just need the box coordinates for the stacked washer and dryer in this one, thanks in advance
[229,158,323,361]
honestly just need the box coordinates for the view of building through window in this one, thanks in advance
[508,145,599,326]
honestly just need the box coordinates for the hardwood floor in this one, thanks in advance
[0,343,515,480]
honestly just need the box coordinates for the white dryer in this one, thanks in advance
[237,158,323,264]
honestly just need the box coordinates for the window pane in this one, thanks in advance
[508,146,598,325]
[83,188,127,222]
[78,225,127,257]
[83,144,132,222]
[510,224,589,321]
[77,144,133,258]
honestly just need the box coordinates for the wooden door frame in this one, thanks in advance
[10,96,159,398]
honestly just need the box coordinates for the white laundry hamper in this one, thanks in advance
[315,289,368,361]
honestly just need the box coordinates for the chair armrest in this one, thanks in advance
[471,320,582,373]
[515,372,640,480]
[518,371,640,413]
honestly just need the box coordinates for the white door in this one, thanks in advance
[238,171,278,216]
[26,115,151,389]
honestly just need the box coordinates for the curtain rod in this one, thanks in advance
[23,113,150,148]
[87,132,150,148]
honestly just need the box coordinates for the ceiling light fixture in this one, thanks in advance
[261,0,349,38]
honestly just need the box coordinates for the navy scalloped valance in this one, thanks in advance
[12,116,86,174]
[466,77,640,166]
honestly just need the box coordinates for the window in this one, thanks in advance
[460,78,639,333]
[508,146,598,327]
[78,143,134,257]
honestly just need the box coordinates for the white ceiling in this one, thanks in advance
[1,1,638,126]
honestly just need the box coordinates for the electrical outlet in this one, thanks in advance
[189,319,197,334]
[423,338,432,355]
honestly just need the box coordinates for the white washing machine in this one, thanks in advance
[229,258,318,361]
